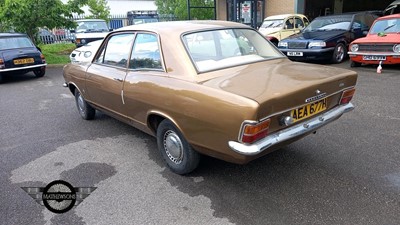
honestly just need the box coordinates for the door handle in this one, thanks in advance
[113,78,123,82]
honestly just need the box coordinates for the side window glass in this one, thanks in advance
[285,17,294,29]
[294,17,304,29]
[95,47,105,64]
[352,15,368,30]
[304,17,309,26]
[97,33,135,67]
[366,15,377,27]
[129,33,162,70]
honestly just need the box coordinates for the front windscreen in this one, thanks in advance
[76,21,109,32]
[0,37,35,50]
[304,15,353,32]
[369,18,400,34]
[182,28,284,72]
[259,19,284,28]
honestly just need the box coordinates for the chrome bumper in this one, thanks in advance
[228,103,354,155]
[0,63,47,73]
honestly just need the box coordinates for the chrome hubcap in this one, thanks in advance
[335,45,344,61]
[163,130,183,164]
[77,93,85,114]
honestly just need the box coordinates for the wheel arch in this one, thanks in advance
[67,82,80,96]
[147,111,181,136]
[269,37,279,46]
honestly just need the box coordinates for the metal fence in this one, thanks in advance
[45,14,177,44]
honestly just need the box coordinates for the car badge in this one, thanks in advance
[305,90,326,103]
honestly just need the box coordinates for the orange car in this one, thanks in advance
[63,21,357,174]
[348,14,400,67]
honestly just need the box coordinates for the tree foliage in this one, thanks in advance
[86,0,110,21]
[0,0,110,44]
[155,0,214,20]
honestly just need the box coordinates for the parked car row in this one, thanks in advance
[257,4,400,67]
[277,11,378,64]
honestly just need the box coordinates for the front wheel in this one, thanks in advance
[74,88,95,120]
[331,43,346,64]
[157,120,200,174]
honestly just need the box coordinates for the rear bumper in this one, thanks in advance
[228,103,354,155]
[0,63,47,73]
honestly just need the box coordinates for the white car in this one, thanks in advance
[69,40,102,63]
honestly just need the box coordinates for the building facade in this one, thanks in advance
[215,0,394,28]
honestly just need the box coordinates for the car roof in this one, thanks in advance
[264,14,306,20]
[314,11,372,19]
[116,20,251,34]
[0,33,28,38]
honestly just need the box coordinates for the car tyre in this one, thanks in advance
[157,120,200,175]
[34,67,46,77]
[331,43,346,64]
[350,61,362,67]
[74,88,95,120]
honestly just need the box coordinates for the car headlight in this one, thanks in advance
[81,39,86,44]
[84,51,92,58]
[278,42,288,47]
[393,44,400,53]
[350,44,359,52]
[308,41,326,48]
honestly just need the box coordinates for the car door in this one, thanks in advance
[122,32,166,123]
[280,16,297,40]
[85,33,135,114]
[351,14,374,40]
[293,16,306,35]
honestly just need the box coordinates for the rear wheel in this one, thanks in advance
[34,67,46,77]
[157,120,200,174]
[74,88,95,120]
[331,43,346,64]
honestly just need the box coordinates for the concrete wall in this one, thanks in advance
[265,0,295,16]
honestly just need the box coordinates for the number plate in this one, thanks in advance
[13,58,34,65]
[287,52,303,56]
[291,98,327,123]
[362,55,386,61]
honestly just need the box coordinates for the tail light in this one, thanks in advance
[0,58,4,69]
[240,119,271,144]
[40,54,46,63]
[340,88,356,105]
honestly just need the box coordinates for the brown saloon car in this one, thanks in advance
[63,21,357,174]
